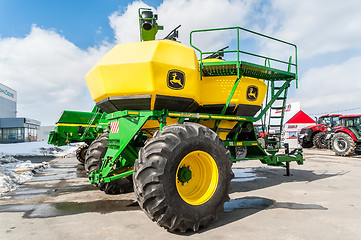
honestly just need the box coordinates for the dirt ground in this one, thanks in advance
[1,148,361,240]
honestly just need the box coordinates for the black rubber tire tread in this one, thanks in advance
[313,132,327,149]
[75,143,88,164]
[133,123,233,232]
[332,132,356,156]
[85,133,133,194]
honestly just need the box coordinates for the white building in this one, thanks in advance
[0,83,41,143]
[284,110,315,149]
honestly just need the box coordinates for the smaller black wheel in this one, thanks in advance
[85,133,133,194]
[75,143,88,164]
[331,132,356,156]
[235,146,247,158]
[313,132,327,149]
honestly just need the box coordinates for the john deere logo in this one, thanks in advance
[246,85,258,101]
[167,70,185,90]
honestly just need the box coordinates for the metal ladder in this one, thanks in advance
[261,57,293,154]
[265,81,288,153]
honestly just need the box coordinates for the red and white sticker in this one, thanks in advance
[110,121,119,133]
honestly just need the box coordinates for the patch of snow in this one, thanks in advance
[0,141,78,157]
[0,155,49,196]
[232,168,267,182]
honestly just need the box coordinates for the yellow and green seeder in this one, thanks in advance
[83,8,303,232]
[48,106,108,163]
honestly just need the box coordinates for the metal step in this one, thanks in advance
[271,106,283,110]
[268,133,281,136]
[269,125,281,128]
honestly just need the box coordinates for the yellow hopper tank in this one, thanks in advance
[85,39,267,116]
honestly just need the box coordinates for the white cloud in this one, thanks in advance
[0,25,112,125]
[109,0,256,52]
[1,0,259,126]
[259,0,361,116]
[265,0,361,59]
[109,1,150,44]
[289,57,361,115]
[2,0,361,127]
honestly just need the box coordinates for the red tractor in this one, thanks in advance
[298,114,341,148]
[331,114,361,156]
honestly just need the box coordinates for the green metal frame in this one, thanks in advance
[190,26,298,86]
[89,26,303,185]
[190,27,297,152]
[89,110,303,184]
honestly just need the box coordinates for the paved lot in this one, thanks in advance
[1,149,361,240]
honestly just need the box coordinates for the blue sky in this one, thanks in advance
[1,0,361,125]
[0,0,161,49]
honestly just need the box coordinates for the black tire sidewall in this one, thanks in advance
[85,133,133,194]
[314,132,327,149]
[332,132,352,155]
[85,133,108,173]
[76,144,88,163]
[158,132,230,219]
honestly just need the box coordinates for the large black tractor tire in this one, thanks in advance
[133,123,233,232]
[313,132,327,149]
[85,133,133,194]
[332,132,356,156]
[75,143,88,164]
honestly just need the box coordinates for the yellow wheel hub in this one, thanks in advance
[176,151,218,205]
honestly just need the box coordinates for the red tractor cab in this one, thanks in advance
[298,114,341,148]
[331,114,361,156]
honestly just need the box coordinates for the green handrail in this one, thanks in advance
[189,26,298,87]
